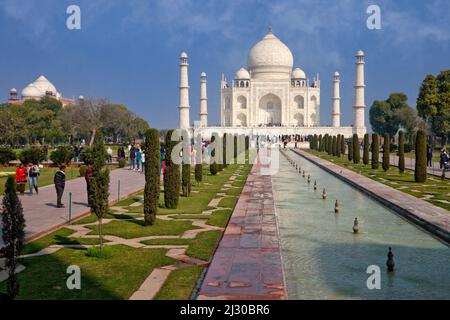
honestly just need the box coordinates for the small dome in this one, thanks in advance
[248,31,293,80]
[180,52,188,58]
[235,67,250,79]
[334,71,340,77]
[200,72,206,77]
[10,88,17,93]
[356,50,365,57]
[79,95,84,100]
[21,84,42,98]
[292,68,306,79]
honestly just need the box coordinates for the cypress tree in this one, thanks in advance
[340,135,345,156]
[382,133,390,172]
[223,134,228,168]
[327,135,332,155]
[143,128,160,226]
[90,134,110,248]
[234,135,238,160]
[415,130,427,182]
[182,163,191,197]
[363,134,370,165]
[398,131,405,173]
[332,136,337,156]
[164,130,180,208]
[336,135,341,157]
[318,134,322,151]
[353,134,360,164]
[195,163,202,185]
[348,140,353,162]
[1,176,25,299]
[217,135,223,172]
[371,133,379,169]
[210,135,218,175]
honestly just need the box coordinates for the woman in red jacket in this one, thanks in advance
[15,163,28,195]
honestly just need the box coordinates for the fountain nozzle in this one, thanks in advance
[387,247,395,272]
[322,189,327,199]
[335,200,339,213]
[353,217,359,234]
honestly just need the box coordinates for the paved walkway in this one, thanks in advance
[0,169,145,246]
[198,162,286,300]
[294,149,450,244]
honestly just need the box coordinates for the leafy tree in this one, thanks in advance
[163,130,180,208]
[398,131,405,173]
[415,130,427,182]
[1,177,25,299]
[363,134,370,165]
[143,129,160,226]
[353,134,360,164]
[382,134,390,171]
[369,93,410,136]
[371,133,379,169]
[90,134,110,248]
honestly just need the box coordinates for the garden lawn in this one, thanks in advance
[307,149,450,211]
[0,161,251,299]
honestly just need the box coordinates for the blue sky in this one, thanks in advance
[0,0,449,129]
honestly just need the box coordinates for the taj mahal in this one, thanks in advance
[178,30,367,138]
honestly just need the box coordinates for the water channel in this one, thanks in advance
[272,149,450,299]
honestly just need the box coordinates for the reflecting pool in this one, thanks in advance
[273,149,450,299]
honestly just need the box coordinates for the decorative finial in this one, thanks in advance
[268,23,272,33]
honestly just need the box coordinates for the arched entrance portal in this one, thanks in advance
[259,93,282,126]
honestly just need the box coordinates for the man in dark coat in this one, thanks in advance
[54,165,66,208]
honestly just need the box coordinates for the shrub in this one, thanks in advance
[50,146,74,166]
[415,130,427,183]
[195,163,202,184]
[382,133,390,172]
[353,134,360,164]
[163,130,180,209]
[0,147,16,165]
[79,165,87,177]
[363,134,369,165]
[19,148,45,165]
[371,133,379,169]
[143,128,160,226]
[118,158,126,168]
[80,147,95,165]
[404,143,414,153]
[398,131,405,173]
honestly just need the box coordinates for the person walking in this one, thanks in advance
[107,146,113,164]
[15,163,28,195]
[426,144,433,167]
[84,164,94,207]
[129,144,136,170]
[54,165,66,208]
[27,162,40,195]
[136,147,142,172]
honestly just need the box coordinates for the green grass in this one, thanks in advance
[154,265,203,300]
[0,245,175,300]
[307,149,450,211]
[87,219,199,239]
[218,196,238,209]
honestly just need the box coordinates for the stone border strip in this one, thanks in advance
[292,149,450,245]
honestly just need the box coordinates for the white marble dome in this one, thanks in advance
[21,83,42,98]
[235,67,250,79]
[292,68,306,79]
[32,75,57,94]
[247,31,294,80]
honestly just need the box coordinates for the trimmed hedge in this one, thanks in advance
[50,146,74,166]
[0,147,16,165]
[20,148,45,165]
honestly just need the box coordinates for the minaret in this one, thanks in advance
[200,72,208,127]
[332,72,341,127]
[179,52,190,129]
[353,50,366,129]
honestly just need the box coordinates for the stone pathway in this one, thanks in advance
[295,149,450,244]
[0,169,146,247]
[198,162,286,300]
